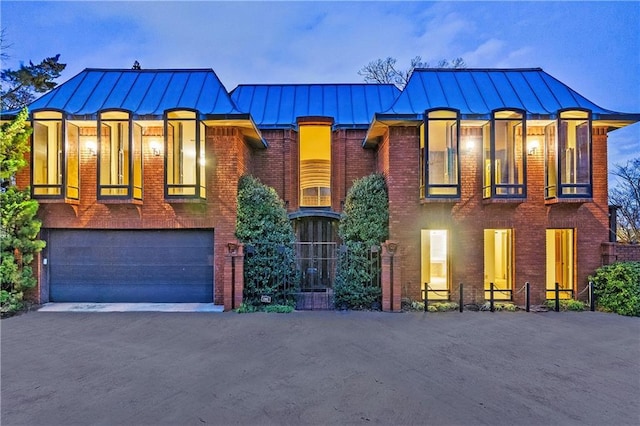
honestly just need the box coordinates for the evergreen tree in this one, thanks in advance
[1,54,66,110]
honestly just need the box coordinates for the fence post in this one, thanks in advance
[555,282,560,312]
[459,283,464,312]
[490,283,495,312]
[525,282,530,312]
[589,281,595,312]
[423,283,428,312]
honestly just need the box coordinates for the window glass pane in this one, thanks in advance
[167,110,196,119]
[33,111,62,120]
[494,110,522,119]
[560,110,588,119]
[559,117,590,194]
[544,124,557,198]
[100,120,130,196]
[66,123,80,199]
[200,122,206,199]
[426,114,458,197]
[546,229,574,299]
[33,119,62,196]
[300,125,331,206]
[100,111,129,120]
[133,123,143,200]
[484,229,513,300]
[428,110,457,119]
[167,117,197,196]
[483,124,491,198]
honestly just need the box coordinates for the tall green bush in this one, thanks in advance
[235,175,298,307]
[589,261,640,317]
[334,173,389,309]
[1,108,46,314]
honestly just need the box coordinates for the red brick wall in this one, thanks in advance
[22,125,253,306]
[380,125,611,306]
[615,245,640,262]
[255,128,375,213]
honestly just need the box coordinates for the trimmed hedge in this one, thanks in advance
[589,261,640,317]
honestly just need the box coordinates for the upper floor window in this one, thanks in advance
[545,110,591,199]
[165,110,205,199]
[299,124,331,207]
[32,110,79,200]
[483,110,526,199]
[98,110,141,200]
[421,109,460,198]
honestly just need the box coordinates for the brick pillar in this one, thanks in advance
[601,242,617,266]
[224,242,244,311]
[381,240,401,312]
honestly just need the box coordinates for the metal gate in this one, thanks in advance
[294,242,337,310]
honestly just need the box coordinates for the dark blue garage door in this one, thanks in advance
[48,229,214,303]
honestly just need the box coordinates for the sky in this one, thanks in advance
[1,0,639,178]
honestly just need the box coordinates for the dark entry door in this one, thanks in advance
[47,229,214,303]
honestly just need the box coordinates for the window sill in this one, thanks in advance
[420,197,461,204]
[482,198,525,205]
[545,197,592,205]
[165,197,206,204]
[35,198,80,206]
[98,198,143,205]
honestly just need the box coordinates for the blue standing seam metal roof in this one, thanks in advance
[381,68,640,121]
[230,84,400,129]
[25,68,244,119]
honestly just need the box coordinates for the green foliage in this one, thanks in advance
[0,108,32,181]
[334,174,388,309]
[235,175,298,307]
[427,302,459,312]
[589,262,640,316]
[0,289,23,314]
[1,54,66,110]
[544,299,586,312]
[481,302,518,312]
[235,303,294,314]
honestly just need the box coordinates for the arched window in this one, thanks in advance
[483,110,526,199]
[32,110,78,199]
[98,110,141,200]
[165,110,205,199]
[548,110,592,198]
[421,109,460,198]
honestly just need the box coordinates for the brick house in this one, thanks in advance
[5,67,638,310]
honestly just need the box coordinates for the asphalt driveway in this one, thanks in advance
[2,310,639,425]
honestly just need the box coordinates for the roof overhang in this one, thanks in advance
[363,113,422,148]
[202,113,268,149]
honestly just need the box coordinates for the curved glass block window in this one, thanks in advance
[483,110,526,199]
[165,110,205,198]
[98,110,141,199]
[422,110,460,198]
[299,124,331,207]
[32,111,63,197]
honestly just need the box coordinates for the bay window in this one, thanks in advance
[483,110,526,199]
[421,109,460,198]
[165,110,205,199]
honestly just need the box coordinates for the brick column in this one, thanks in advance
[381,240,401,312]
[224,242,244,311]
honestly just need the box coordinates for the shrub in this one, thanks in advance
[334,174,388,309]
[545,299,585,311]
[235,175,298,308]
[589,261,640,316]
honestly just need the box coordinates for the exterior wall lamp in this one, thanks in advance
[86,140,97,156]
[528,139,540,155]
[149,140,162,157]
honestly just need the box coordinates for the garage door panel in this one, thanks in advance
[48,230,214,303]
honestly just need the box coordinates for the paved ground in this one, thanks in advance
[1,310,639,426]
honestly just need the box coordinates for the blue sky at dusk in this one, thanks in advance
[2,0,638,174]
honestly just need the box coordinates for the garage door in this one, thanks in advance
[48,229,214,303]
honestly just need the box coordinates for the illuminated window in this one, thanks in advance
[166,110,205,199]
[299,124,331,207]
[421,230,449,300]
[32,111,79,199]
[483,110,526,199]
[32,111,63,197]
[421,110,459,198]
[546,229,574,299]
[484,229,513,300]
[556,110,591,198]
[98,111,141,199]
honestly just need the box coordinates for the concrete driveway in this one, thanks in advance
[2,310,639,425]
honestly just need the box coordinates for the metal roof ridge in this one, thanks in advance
[232,83,398,88]
[412,67,544,72]
[82,67,216,73]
